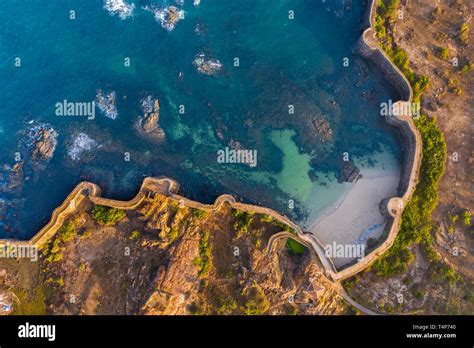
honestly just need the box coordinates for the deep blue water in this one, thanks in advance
[0,0,402,239]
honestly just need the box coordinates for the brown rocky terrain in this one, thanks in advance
[29,124,58,161]
[0,191,348,315]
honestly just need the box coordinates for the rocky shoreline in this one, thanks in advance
[0,0,423,283]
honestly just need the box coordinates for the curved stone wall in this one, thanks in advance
[0,0,423,283]
[330,0,423,280]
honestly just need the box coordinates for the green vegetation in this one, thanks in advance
[91,205,126,225]
[167,227,179,243]
[274,220,292,233]
[377,0,401,21]
[374,1,430,102]
[232,210,254,237]
[442,266,461,286]
[217,298,238,314]
[42,220,78,263]
[129,230,140,240]
[242,284,270,315]
[343,279,355,292]
[370,1,448,277]
[461,210,471,226]
[285,238,306,255]
[79,229,92,239]
[461,61,473,73]
[429,262,461,287]
[459,22,469,45]
[372,115,446,276]
[12,286,46,315]
[449,214,459,224]
[448,78,462,96]
[193,230,212,277]
[437,47,449,60]
[191,209,208,219]
[260,214,274,223]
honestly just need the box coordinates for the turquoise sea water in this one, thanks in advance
[0,0,402,239]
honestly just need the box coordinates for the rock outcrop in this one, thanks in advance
[29,124,58,161]
[96,89,118,120]
[193,53,223,76]
[338,161,362,183]
[311,117,333,142]
[137,96,166,142]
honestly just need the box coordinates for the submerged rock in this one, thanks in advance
[308,169,319,183]
[194,23,206,35]
[67,133,98,161]
[193,53,223,76]
[311,117,333,143]
[338,161,362,183]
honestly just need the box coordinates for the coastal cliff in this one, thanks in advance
[0,178,347,315]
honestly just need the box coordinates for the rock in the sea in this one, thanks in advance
[311,117,333,143]
[96,89,118,120]
[338,161,362,183]
[29,124,58,161]
[138,96,165,142]
[308,169,319,183]
[193,53,223,76]
[142,111,160,133]
[144,5,185,31]
[7,161,24,191]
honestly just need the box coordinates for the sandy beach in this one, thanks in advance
[308,169,400,269]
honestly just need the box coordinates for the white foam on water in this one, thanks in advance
[143,5,185,31]
[67,133,98,161]
[103,0,135,20]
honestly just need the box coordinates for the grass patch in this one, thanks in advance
[42,220,78,263]
[242,283,269,315]
[285,238,306,255]
[191,209,208,220]
[193,230,212,277]
[91,205,126,225]
[459,22,469,45]
[461,210,471,226]
[167,227,179,243]
[232,210,254,238]
[436,47,449,60]
[217,298,238,315]
[129,230,140,240]
[12,286,46,315]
